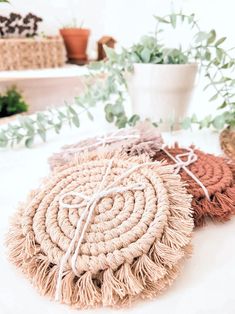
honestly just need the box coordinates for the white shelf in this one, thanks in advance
[0,64,89,82]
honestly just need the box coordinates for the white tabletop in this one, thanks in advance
[0,120,235,314]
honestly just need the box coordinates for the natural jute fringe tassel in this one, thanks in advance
[6,151,193,309]
[154,144,235,227]
[48,122,163,171]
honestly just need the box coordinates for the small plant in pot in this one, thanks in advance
[60,19,90,63]
[126,35,198,130]
[0,87,28,121]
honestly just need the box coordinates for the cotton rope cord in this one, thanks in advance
[48,122,163,171]
[154,144,235,227]
[162,147,210,201]
[6,151,193,309]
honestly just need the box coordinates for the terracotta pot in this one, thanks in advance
[126,63,198,131]
[220,127,235,160]
[60,28,90,61]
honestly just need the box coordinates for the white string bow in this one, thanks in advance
[55,158,158,301]
[162,146,210,201]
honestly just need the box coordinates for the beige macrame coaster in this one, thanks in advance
[48,122,163,171]
[6,151,193,309]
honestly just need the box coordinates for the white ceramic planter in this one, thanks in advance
[127,63,198,130]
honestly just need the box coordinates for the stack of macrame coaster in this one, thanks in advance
[6,151,193,308]
[48,126,235,228]
[48,123,163,171]
[154,145,235,227]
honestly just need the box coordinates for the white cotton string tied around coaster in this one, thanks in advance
[55,158,158,302]
[66,129,140,154]
[162,146,210,201]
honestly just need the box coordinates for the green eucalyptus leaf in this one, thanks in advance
[191,114,198,123]
[128,114,140,126]
[209,93,218,102]
[58,110,66,118]
[25,137,34,148]
[170,14,177,28]
[54,123,62,134]
[38,129,46,142]
[205,50,211,61]
[187,14,195,24]
[217,101,227,109]
[212,115,225,130]
[0,132,7,147]
[105,112,114,123]
[87,110,94,121]
[18,116,34,133]
[104,103,113,114]
[152,122,158,128]
[181,117,191,129]
[115,115,128,128]
[215,37,226,46]
[16,134,23,144]
[154,16,170,24]
[36,112,46,123]
[0,139,7,147]
[221,63,230,69]
[199,115,212,129]
[72,115,80,128]
[207,29,216,44]
[68,106,77,116]
[216,48,223,62]
[112,103,124,115]
[195,31,210,43]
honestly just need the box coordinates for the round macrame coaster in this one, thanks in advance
[220,128,235,161]
[154,145,235,227]
[48,122,163,171]
[6,152,193,309]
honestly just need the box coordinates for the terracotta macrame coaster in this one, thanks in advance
[6,152,193,309]
[48,122,163,171]
[154,145,235,227]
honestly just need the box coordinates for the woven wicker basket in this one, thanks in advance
[0,36,67,70]
[220,127,235,160]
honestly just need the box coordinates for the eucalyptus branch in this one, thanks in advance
[154,12,235,130]
[0,99,93,148]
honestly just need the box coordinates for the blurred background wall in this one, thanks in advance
[1,0,234,48]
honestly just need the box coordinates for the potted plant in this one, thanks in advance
[88,12,235,136]
[0,87,28,124]
[60,20,90,63]
[126,36,197,129]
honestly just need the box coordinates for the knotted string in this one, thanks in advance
[65,129,140,153]
[55,159,157,301]
[162,147,210,201]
